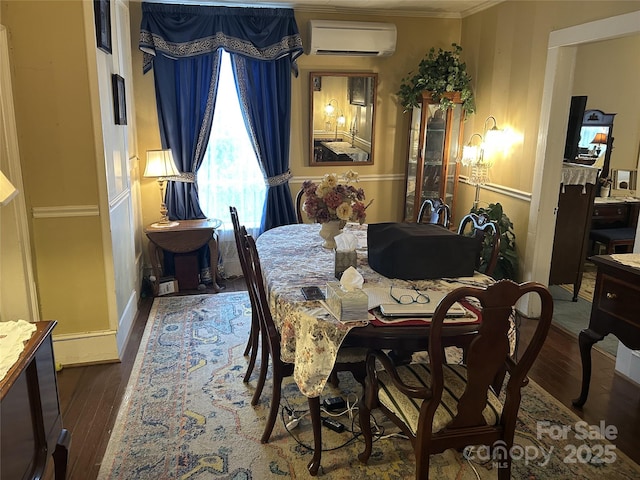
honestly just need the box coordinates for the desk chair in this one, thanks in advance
[417,198,451,228]
[589,227,635,254]
[243,233,367,443]
[229,206,260,383]
[358,280,553,480]
[457,213,501,277]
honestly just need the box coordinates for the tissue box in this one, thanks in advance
[325,281,369,322]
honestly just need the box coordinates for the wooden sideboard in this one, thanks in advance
[573,255,640,407]
[591,198,640,230]
[1,320,70,479]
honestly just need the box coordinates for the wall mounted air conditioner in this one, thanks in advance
[307,20,397,57]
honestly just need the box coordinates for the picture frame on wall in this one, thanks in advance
[112,74,127,125]
[94,0,112,54]
[348,77,371,106]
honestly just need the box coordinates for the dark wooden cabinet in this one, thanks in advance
[549,164,599,300]
[403,91,465,224]
[1,321,70,480]
[573,254,640,407]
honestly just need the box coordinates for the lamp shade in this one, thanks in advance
[0,169,18,206]
[591,133,608,145]
[144,149,180,178]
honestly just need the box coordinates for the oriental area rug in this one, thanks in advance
[97,293,640,479]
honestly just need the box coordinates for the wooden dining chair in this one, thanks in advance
[229,206,260,383]
[295,187,306,224]
[417,198,451,228]
[457,212,501,276]
[242,233,367,444]
[358,280,553,480]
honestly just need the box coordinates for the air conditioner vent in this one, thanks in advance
[307,20,397,57]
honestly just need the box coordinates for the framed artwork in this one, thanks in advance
[112,74,127,125]
[312,75,322,92]
[94,0,112,54]
[348,76,372,106]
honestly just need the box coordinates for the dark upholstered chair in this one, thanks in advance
[457,213,501,276]
[417,198,451,228]
[229,206,260,383]
[358,280,553,480]
[242,233,367,443]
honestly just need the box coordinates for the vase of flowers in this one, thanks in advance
[301,170,371,249]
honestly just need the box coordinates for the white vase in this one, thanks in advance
[319,220,344,249]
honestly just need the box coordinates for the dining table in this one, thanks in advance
[255,222,511,475]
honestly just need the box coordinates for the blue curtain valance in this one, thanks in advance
[139,3,303,74]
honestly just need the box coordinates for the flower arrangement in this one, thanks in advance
[302,170,371,224]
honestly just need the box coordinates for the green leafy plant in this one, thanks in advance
[397,43,475,116]
[471,202,518,280]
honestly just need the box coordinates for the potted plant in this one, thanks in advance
[397,43,475,116]
[471,202,518,280]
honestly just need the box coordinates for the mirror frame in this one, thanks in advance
[309,72,377,166]
[580,109,616,178]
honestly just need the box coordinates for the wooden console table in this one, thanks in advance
[573,254,640,407]
[145,218,222,295]
[1,320,70,479]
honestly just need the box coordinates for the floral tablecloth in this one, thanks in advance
[255,223,498,397]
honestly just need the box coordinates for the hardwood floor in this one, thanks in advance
[51,280,640,479]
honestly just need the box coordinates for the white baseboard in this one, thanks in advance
[116,289,139,357]
[53,329,120,366]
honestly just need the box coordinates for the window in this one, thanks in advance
[197,51,266,277]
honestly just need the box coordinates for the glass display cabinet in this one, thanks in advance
[403,91,465,224]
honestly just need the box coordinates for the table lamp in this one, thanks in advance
[144,149,180,227]
[590,132,607,157]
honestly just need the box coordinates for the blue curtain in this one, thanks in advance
[139,2,303,227]
[232,54,297,231]
[151,51,220,220]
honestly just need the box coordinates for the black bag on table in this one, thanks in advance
[367,222,479,280]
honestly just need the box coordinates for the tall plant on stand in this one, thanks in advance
[471,202,518,280]
[396,43,475,116]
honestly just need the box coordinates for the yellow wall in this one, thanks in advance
[1,0,110,334]
[131,2,638,281]
[573,34,640,172]
[459,0,640,274]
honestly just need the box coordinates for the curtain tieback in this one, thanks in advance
[166,172,196,183]
[266,170,292,187]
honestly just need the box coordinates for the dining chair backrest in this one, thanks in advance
[295,187,305,224]
[229,206,262,383]
[417,198,451,228]
[457,212,500,276]
[358,280,553,479]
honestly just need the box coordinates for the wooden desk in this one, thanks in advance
[0,321,70,480]
[573,254,640,407]
[145,219,222,295]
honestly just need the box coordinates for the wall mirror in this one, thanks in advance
[309,72,377,166]
[574,109,616,176]
[611,169,637,191]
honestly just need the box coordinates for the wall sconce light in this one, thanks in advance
[144,149,180,227]
[460,116,505,209]
[0,169,18,207]
[325,99,345,141]
[590,132,608,156]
